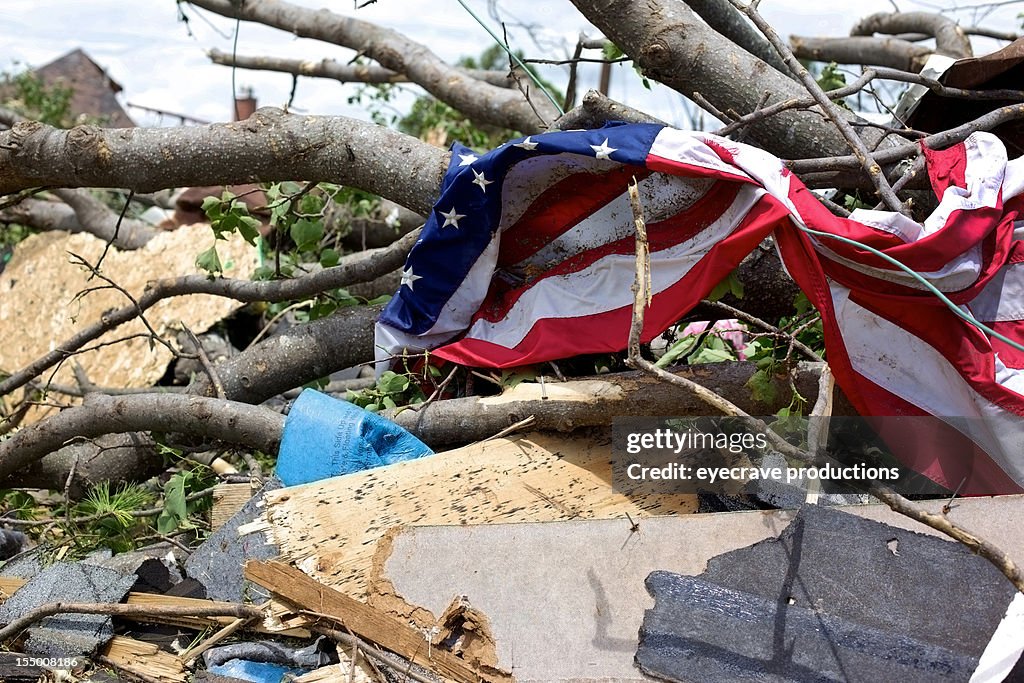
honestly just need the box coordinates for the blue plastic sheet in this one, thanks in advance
[207,660,305,682]
[276,389,434,486]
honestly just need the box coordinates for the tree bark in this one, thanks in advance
[208,49,519,89]
[390,361,844,447]
[851,12,972,59]
[0,109,448,215]
[568,0,892,160]
[189,304,382,404]
[189,0,557,132]
[790,35,933,72]
[687,0,790,75]
[0,394,285,482]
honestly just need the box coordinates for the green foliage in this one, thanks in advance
[155,469,211,534]
[744,293,825,417]
[0,489,44,521]
[1,67,74,127]
[72,481,156,553]
[815,62,850,110]
[707,271,745,302]
[196,189,261,275]
[347,370,426,412]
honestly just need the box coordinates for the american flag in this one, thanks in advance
[375,122,1024,494]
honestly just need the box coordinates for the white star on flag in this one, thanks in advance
[514,136,538,150]
[472,169,493,191]
[400,266,422,290]
[591,138,617,160]
[458,153,478,167]
[439,207,466,229]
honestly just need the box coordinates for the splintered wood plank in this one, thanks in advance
[248,431,696,598]
[99,635,186,683]
[246,561,507,683]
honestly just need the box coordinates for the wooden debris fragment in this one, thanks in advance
[211,482,258,530]
[245,560,511,683]
[0,578,308,636]
[99,635,187,683]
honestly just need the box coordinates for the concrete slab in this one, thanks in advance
[375,495,1024,682]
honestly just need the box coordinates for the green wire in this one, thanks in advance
[452,0,565,116]
[797,224,1024,354]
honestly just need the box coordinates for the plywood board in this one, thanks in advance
[0,223,256,421]
[247,431,697,600]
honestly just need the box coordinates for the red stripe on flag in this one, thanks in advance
[435,193,790,366]
[923,139,968,197]
[497,165,652,267]
[476,182,743,325]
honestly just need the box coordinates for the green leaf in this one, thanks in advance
[655,335,700,368]
[299,193,324,215]
[201,195,223,220]
[707,271,743,302]
[195,245,222,274]
[320,248,340,268]
[746,367,778,405]
[793,292,813,316]
[500,368,536,389]
[602,42,624,60]
[156,474,188,534]
[382,396,398,410]
[237,214,261,245]
[290,217,324,252]
[689,345,736,364]
[378,371,410,395]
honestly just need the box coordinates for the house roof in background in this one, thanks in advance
[34,48,135,127]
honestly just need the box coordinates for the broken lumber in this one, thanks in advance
[0,577,308,636]
[99,635,187,683]
[244,430,697,598]
[245,560,509,683]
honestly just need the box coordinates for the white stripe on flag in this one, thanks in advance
[969,592,1024,683]
[460,185,766,350]
[969,262,1024,322]
[830,284,1024,484]
[516,172,715,271]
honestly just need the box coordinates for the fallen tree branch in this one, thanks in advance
[790,35,933,72]
[0,394,285,482]
[208,48,518,88]
[388,362,832,447]
[190,0,557,132]
[851,11,973,59]
[0,109,448,215]
[686,0,790,74]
